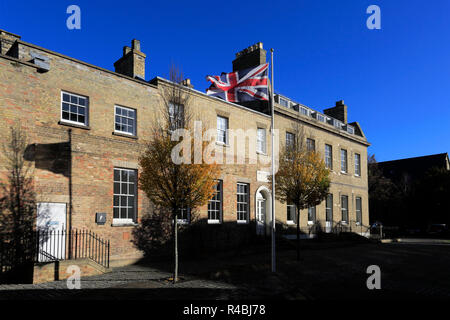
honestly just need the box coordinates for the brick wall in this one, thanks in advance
[0,33,371,265]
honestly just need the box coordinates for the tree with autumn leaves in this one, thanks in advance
[138,66,220,283]
[270,125,330,261]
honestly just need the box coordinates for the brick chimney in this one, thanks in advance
[181,78,194,88]
[324,100,348,124]
[114,39,146,80]
[0,29,21,55]
[232,42,266,71]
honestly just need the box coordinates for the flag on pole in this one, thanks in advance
[206,63,269,103]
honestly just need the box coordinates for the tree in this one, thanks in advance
[414,167,450,227]
[270,125,330,260]
[368,155,402,226]
[138,65,220,283]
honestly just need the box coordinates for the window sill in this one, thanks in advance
[237,220,248,224]
[111,221,137,227]
[340,171,348,175]
[287,221,295,225]
[113,131,138,140]
[256,151,268,156]
[307,221,314,225]
[58,120,90,130]
[215,141,230,147]
[354,174,361,178]
[172,219,189,225]
[208,220,221,224]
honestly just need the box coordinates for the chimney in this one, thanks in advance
[323,100,348,124]
[0,29,21,55]
[114,39,146,80]
[181,78,194,88]
[232,42,266,71]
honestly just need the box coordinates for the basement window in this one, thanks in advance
[61,91,89,126]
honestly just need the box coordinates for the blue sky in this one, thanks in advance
[1,0,449,161]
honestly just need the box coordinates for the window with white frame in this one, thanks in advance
[279,97,289,108]
[307,138,315,152]
[287,203,295,224]
[355,153,361,176]
[169,102,184,130]
[300,107,309,116]
[286,132,295,149]
[115,106,136,136]
[316,113,326,123]
[326,194,333,222]
[113,168,137,223]
[208,180,222,223]
[341,149,348,173]
[346,125,355,134]
[308,206,316,224]
[356,197,362,224]
[177,208,190,224]
[61,91,88,126]
[257,128,266,153]
[216,116,228,144]
[237,183,249,223]
[325,144,333,169]
[341,195,348,223]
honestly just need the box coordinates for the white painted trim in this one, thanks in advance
[60,90,89,126]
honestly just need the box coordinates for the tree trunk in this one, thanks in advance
[296,207,300,261]
[173,209,178,284]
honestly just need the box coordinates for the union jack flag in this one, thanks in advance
[206,63,269,103]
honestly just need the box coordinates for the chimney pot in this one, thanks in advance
[232,42,266,71]
[132,39,140,51]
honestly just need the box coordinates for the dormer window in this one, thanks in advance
[279,97,289,108]
[300,107,309,116]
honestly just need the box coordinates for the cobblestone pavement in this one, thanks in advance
[0,264,242,300]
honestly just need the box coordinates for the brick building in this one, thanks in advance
[0,29,370,266]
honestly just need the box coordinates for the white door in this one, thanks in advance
[256,199,266,235]
[37,202,67,262]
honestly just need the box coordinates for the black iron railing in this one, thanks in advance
[36,229,110,268]
[0,229,110,277]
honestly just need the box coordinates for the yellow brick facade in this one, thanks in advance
[0,30,370,264]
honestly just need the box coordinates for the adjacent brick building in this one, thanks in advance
[0,29,370,266]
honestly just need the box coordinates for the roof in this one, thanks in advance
[374,153,450,181]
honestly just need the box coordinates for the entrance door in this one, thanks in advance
[256,198,266,235]
[37,202,67,262]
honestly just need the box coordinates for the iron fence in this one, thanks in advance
[0,228,110,278]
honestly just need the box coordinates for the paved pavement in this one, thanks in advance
[0,264,242,300]
[2,240,450,300]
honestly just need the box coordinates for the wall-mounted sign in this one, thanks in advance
[96,212,106,225]
[257,170,270,182]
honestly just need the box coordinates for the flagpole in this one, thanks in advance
[270,48,276,273]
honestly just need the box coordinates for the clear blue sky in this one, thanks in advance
[1,0,449,161]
